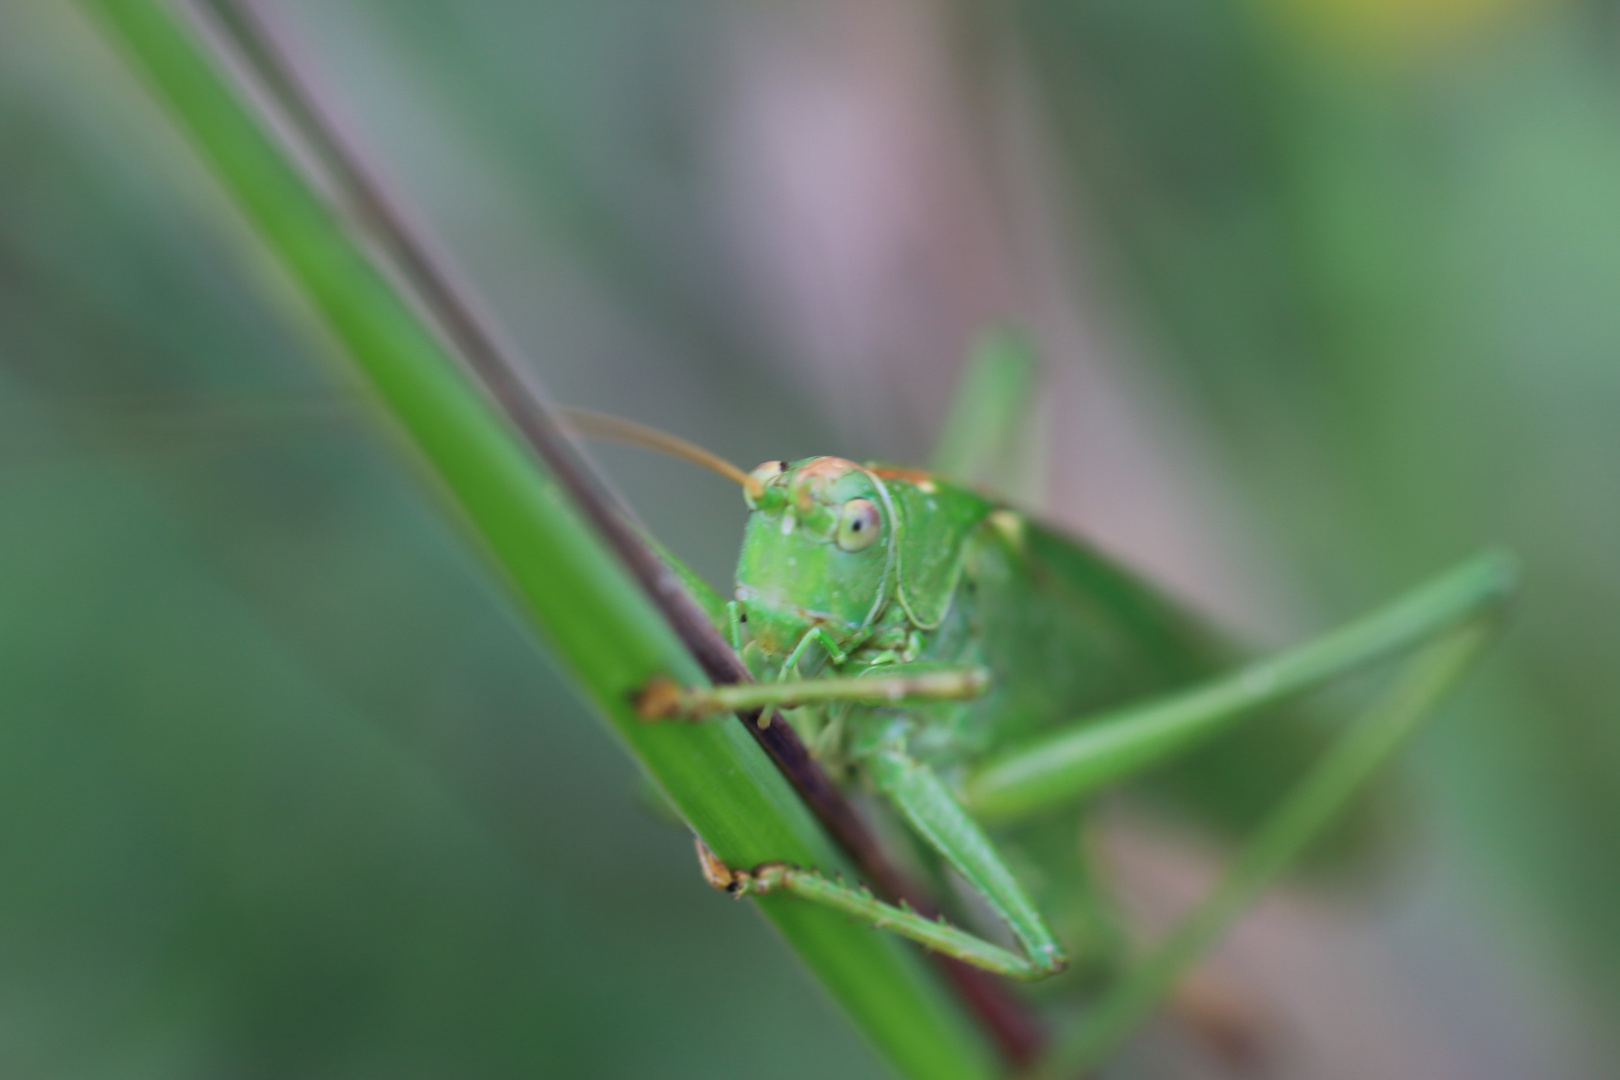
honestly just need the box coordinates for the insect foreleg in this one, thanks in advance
[868,744,1068,978]
[779,626,850,673]
[1036,619,1498,1078]
[963,550,1516,822]
[637,665,992,721]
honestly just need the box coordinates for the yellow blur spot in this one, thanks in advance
[1260,0,1541,60]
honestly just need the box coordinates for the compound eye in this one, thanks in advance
[836,498,882,552]
[745,460,790,508]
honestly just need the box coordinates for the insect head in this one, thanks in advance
[734,457,896,657]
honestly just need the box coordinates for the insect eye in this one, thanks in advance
[745,460,790,509]
[836,498,882,552]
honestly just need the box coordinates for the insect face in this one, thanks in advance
[734,456,895,656]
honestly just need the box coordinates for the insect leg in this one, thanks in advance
[963,550,1516,822]
[637,665,992,721]
[868,744,1069,978]
[692,838,1051,980]
[779,626,849,674]
[1035,617,1496,1078]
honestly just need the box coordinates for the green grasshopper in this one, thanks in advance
[590,333,1512,1073]
[75,0,1509,1067]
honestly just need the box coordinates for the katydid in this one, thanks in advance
[75,0,1504,1066]
[571,330,1514,1073]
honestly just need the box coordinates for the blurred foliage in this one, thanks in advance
[1017,0,1620,1060]
[1023,0,1620,1016]
[3,0,1620,1075]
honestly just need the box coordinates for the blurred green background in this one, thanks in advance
[2,0,1617,1076]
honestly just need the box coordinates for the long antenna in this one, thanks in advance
[558,407,757,493]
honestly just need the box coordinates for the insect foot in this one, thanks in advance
[634,676,743,722]
[692,838,790,898]
[1033,943,1068,976]
[694,837,742,892]
[634,675,686,720]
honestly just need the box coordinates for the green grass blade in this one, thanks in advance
[930,326,1038,498]
[77,2,1000,1076]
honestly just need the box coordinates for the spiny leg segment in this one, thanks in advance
[691,739,1073,982]
[636,664,991,722]
[696,837,1056,981]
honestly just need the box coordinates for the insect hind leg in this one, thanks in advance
[941,551,1514,1076]
[1036,619,1497,1077]
[963,551,1516,822]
